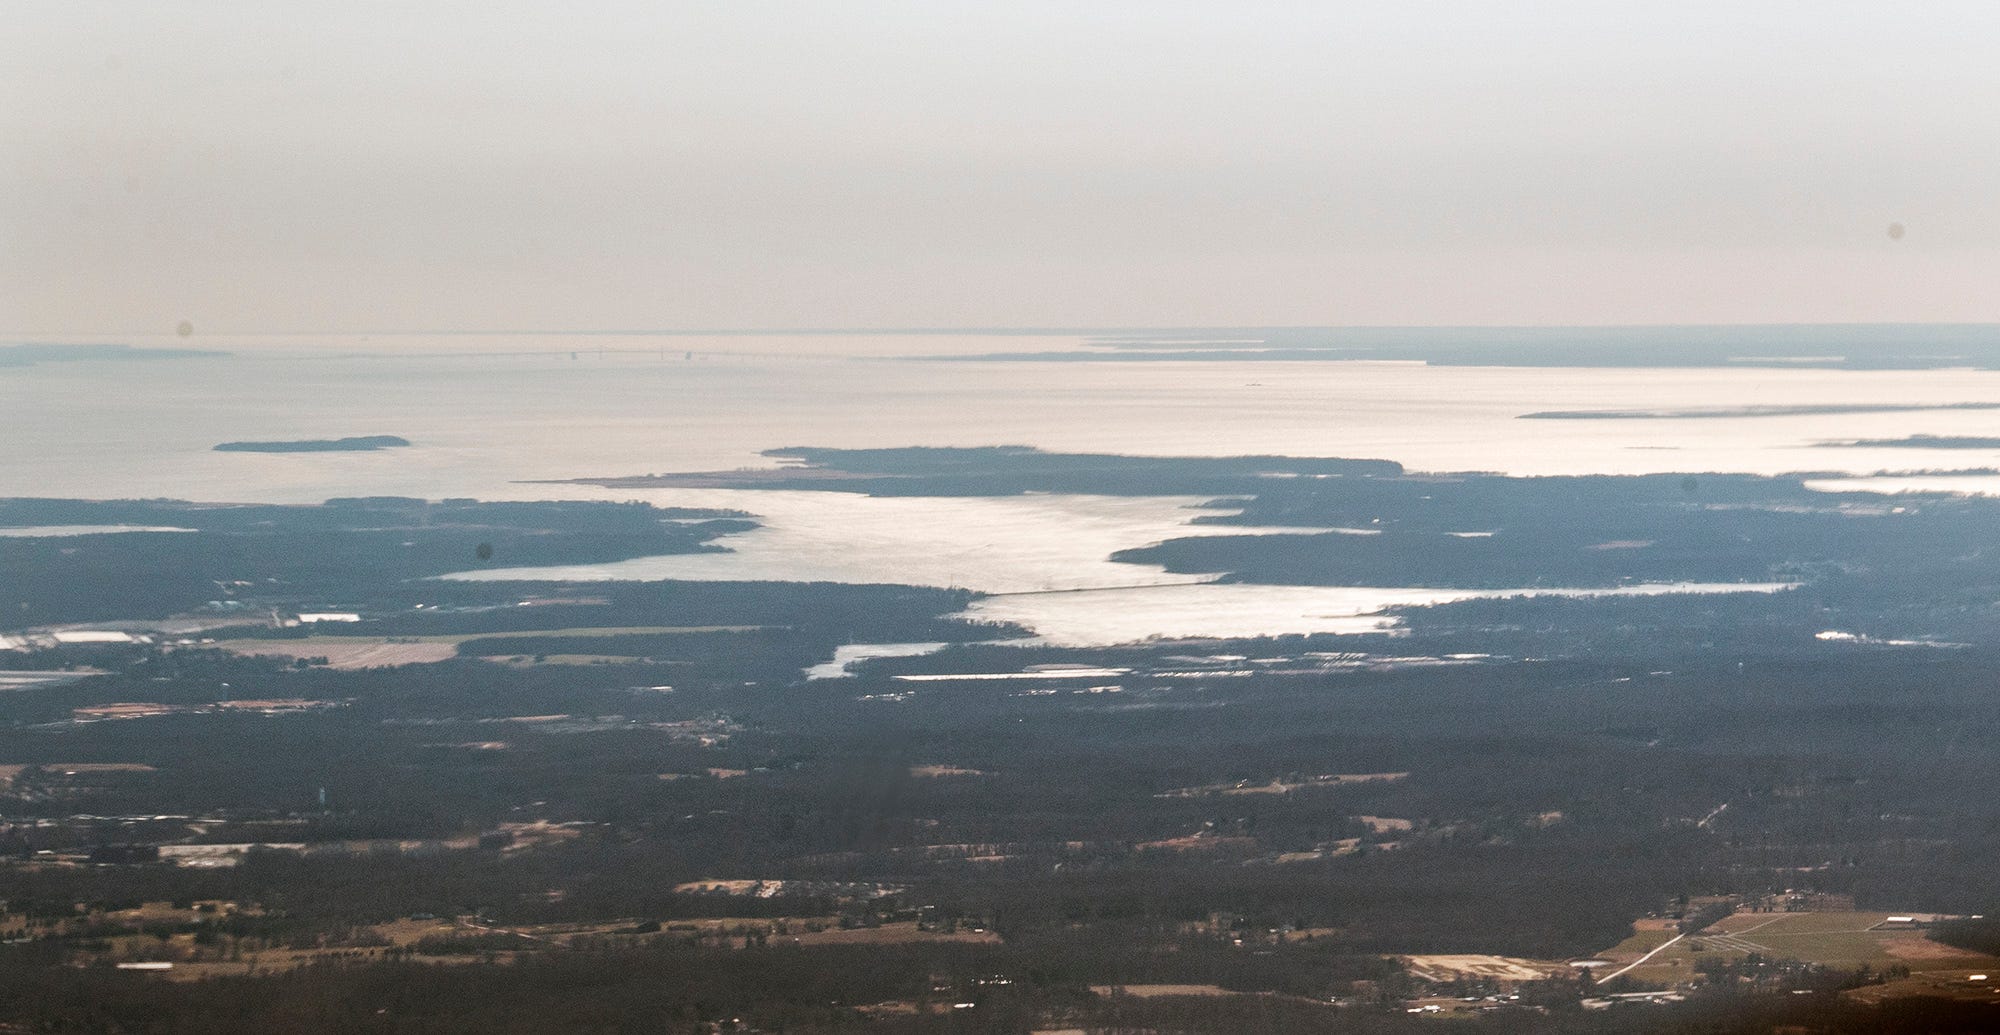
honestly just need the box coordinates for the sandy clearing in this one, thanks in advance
[212,640,457,669]
[910,765,987,778]
[1402,954,1563,982]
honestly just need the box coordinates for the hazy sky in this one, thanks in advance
[5,2,1998,333]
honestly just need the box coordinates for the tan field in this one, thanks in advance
[1402,954,1565,982]
[211,625,769,670]
[212,639,456,669]
[1598,911,2000,987]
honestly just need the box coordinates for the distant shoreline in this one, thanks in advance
[1815,434,2000,449]
[213,435,412,453]
[1520,402,2000,420]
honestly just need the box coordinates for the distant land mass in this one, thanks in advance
[213,435,412,453]
[923,323,2000,369]
[1818,434,2000,449]
[0,343,226,367]
[1520,402,2000,420]
[537,445,1402,496]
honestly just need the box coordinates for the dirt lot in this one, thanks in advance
[212,639,456,669]
[1882,937,1987,961]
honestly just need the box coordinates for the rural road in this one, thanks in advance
[1599,932,1685,983]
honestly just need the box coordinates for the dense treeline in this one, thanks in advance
[11,453,2000,1030]
[0,497,751,626]
[9,646,2000,944]
[1931,917,2000,957]
[0,945,1996,1034]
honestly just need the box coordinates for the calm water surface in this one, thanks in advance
[6,332,1989,643]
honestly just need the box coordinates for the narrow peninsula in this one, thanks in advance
[213,435,412,453]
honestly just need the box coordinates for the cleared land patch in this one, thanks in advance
[212,639,457,669]
[1402,954,1564,983]
[212,626,768,669]
[1601,912,2000,986]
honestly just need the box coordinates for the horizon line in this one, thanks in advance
[11,320,2000,339]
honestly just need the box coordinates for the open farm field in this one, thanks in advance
[1606,912,2000,986]
[211,639,459,669]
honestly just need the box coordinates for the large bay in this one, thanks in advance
[6,332,1993,642]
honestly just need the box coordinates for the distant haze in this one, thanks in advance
[5,2,1998,333]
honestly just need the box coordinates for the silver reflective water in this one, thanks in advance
[6,333,1990,643]
[12,333,2000,501]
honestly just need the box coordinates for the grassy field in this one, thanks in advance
[1598,920,1678,959]
[1599,912,2000,986]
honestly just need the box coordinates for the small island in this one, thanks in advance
[1817,434,2000,449]
[213,435,412,453]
